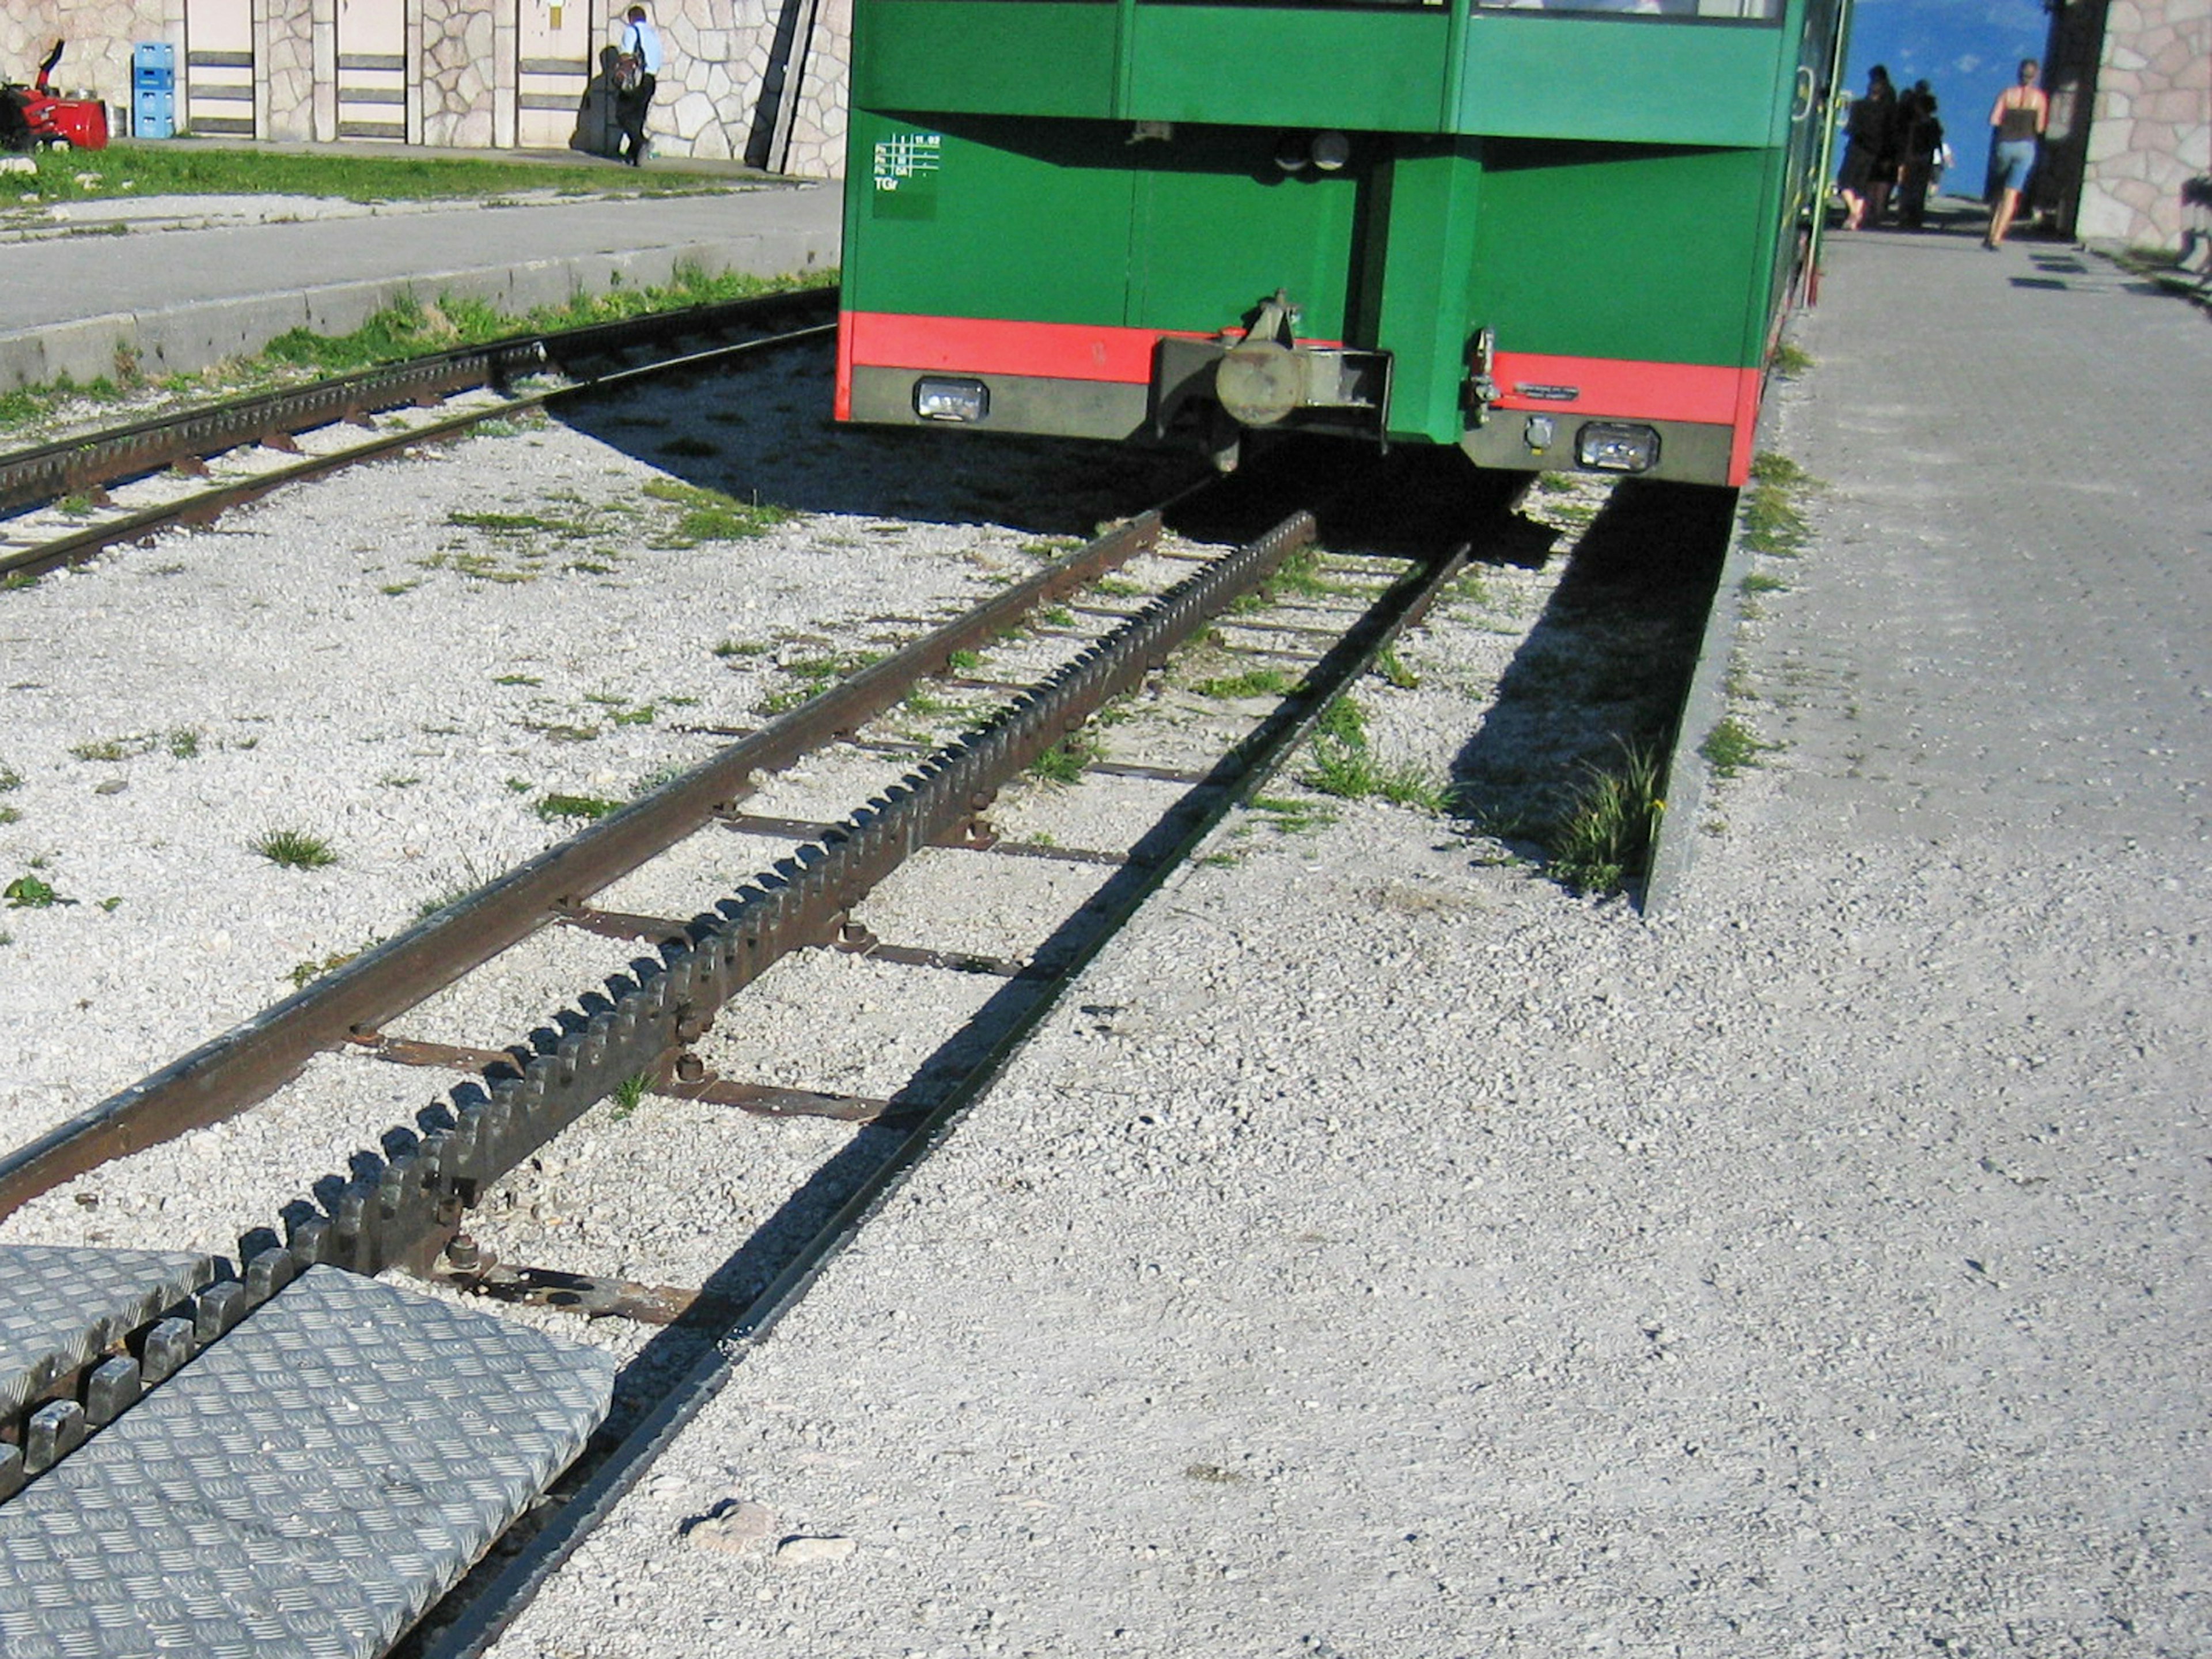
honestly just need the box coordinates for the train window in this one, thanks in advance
[1475,0,1779,17]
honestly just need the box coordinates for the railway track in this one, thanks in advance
[0,285,837,584]
[0,418,1520,1655]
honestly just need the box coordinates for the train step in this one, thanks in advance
[0,1255,616,1658]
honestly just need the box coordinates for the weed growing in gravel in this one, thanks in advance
[287,946,363,990]
[1743,452,1819,557]
[1297,697,1449,812]
[642,480,796,545]
[1741,572,1789,594]
[536,793,623,823]
[902,686,963,719]
[1028,732,1102,786]
[1304,739,1450,811]
[449,510,593,537]
[167,728,203,760]
[1266,549,1361,601]
[1192,667,1299,700]
[0,764,20,823]
[1547,744,1664,896]
[524,721,601,743]
[69,734,156,763]
[2,571,41,592]
[1038,606,1075,628]
[1699,717,1774,778]
[1248,796,1338,836]
[712,639,771,659]
[1771,342,1815,378]
[494,673,542,687]
[253,829,338,870]
[4,873,72,908]
[1091,577,1143,599]
[608,1072,652,1122]
[1374,646,1420,690]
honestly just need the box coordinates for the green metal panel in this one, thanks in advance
[1456,14,1789,146]
[1367,141,1486,442]
[1467,139,1772,366]
[1125,129,1362,337]
[1122,6,1449,129]
[856,0,1121,118]
[842,115,1140,320]
[842,115,1363,336]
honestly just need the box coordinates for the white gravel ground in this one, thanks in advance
[2,257,2205,1659]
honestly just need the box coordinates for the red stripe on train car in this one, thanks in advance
[1491,353,1760,427]
[844,312,1173,384]
[1728,369,1764,487]
[840,313,1346,385]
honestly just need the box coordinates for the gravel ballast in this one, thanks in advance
[2,225,2207,1658]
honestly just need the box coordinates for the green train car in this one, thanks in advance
[836,0,1848,488]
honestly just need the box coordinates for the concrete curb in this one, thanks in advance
[1639,347,1799,918]
[0,225,835,392]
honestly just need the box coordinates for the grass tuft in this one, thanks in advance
[1547,744,1664,896]
[1698,716,1774,778]
[253,828,338,870]
[1028,732,1101,786]
[536,793,623,822]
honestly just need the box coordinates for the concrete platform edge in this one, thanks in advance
[1,232,836,393]
[1641,359,1788,916]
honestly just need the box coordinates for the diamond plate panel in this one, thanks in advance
[0,1244,214,1415]
[0,1266,618,1658]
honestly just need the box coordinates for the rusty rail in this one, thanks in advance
[0,287,836,580]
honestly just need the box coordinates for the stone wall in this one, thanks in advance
[17,0,852,176]
[2074,0,2210,247]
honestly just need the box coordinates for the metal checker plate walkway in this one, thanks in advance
[0,1245,214,1415]
[0,1265,617,1659]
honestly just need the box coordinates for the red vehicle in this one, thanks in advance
[2,41,110,153]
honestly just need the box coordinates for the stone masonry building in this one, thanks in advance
[2040,0,2210,249]
[3,0,850,177]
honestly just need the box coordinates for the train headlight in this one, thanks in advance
[1310,131,1351,172]
[1576,422,1660,474]
[914,377,990,422]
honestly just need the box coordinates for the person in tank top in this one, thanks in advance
[1984,60,2049,249]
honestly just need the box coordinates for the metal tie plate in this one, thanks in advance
[0,1265,617,1658]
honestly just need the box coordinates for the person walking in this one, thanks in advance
[1836,65,1897,232]
[1984,59,2048,249]
[1896,82,1944,229]
[615,4,663,168]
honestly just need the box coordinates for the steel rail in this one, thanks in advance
[281,506,1318,1283]
[0,286,835,514]
[416,517,1483,1659]
[0,287,838,581]
[0,496,1201,1222]
[0,316,837,582]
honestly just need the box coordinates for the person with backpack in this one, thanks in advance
[613,4,663,168]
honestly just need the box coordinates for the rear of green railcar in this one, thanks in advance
[836,0,1847,488]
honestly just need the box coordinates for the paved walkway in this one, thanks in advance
[1758,218,2209,853]
[0,167,839,390]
